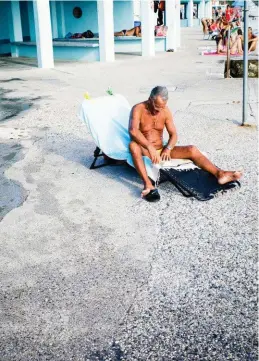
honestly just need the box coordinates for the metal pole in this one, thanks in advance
[242,0,249,126]
[226,25,231,78]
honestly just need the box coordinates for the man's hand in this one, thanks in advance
[147,145,160,164]
[161,148,171,162]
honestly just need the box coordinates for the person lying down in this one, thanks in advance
[129,86,243,202]
[114,26,141,37]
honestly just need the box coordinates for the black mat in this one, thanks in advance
[159,168,241,201]
[90,148,241,201]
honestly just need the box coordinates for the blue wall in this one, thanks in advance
[20,1,30,38]
[63,1,98,34]
[62,0,134,36]
[0,1,11,40]
[113,1,134,31]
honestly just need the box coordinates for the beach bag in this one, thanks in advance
[155,25,168,37]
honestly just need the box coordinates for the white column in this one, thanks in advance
[97,0,115,62]
[199,0,205,19]
[175,0,181,48]
[9,1,23,42]
[187,0,194,27]
[141,0,155,57]
[56,1,66,38]
[134,0,141,21]
[165,0,176,51]
[50,1,58,39]
[33,0,54,68]
[206,0,212,18]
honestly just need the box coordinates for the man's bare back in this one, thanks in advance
[129,86,243,202]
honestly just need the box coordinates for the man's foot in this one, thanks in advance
[141,188,161,202]
[217,169,243,185]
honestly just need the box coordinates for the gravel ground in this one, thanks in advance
[0,28,258,361]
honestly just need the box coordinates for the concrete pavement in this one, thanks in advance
[0,28,258,361]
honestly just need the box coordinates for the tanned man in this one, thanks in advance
[129,86,243,202]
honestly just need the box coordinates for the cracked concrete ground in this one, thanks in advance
[0,28,258,361]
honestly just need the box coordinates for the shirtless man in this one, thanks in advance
[114,26,141,37]
[129,86,243,202]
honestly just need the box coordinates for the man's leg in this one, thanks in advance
[129,141,154,194]
[170,145,243,184]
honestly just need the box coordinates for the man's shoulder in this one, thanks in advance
[132,102,146,112]
[164,106,172,115]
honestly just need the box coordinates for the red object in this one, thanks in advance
[158,1,165,11]
[210,23,218,31]
[225,8,233,22]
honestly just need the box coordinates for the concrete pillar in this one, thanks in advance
[97,0,115,62]
[9,1,23,43]
[206,0,212,19]
[187,0,194,27]
[199,0,205,19]
[165,0,176,51]
[175,0,181,48]
[8,1,23,57]
[56,1,66,38]
[33,0,54,68]
[50,1,58,39]
[140,0,155,57]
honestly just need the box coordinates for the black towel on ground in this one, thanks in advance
[159,168,240,201]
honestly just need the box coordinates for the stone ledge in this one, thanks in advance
[224,59,259,78]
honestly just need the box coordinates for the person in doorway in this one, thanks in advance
[129,86,243,201]
[114,26,141,37]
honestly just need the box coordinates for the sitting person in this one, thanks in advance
[248,27,258,52]
[209,19,220,39]
[129,86,243,201]
[216,29,227,53]
[230,29,243,55]
[114,26,141,37]
[209,19,218,32]
[201,18,209,35]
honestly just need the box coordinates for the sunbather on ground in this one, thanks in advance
[216,29,227,53]
[129,86,243,200]
[114,26,141,37]
[230,29,243,55]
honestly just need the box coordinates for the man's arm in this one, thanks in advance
[129,105,150,149]
[165,108,178,149]
[160,108,178,161]
[248,36,258,43]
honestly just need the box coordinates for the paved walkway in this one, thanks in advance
[0,28,258,361]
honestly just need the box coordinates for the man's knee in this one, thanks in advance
[188,145,199,158]
[129,141,142,156]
